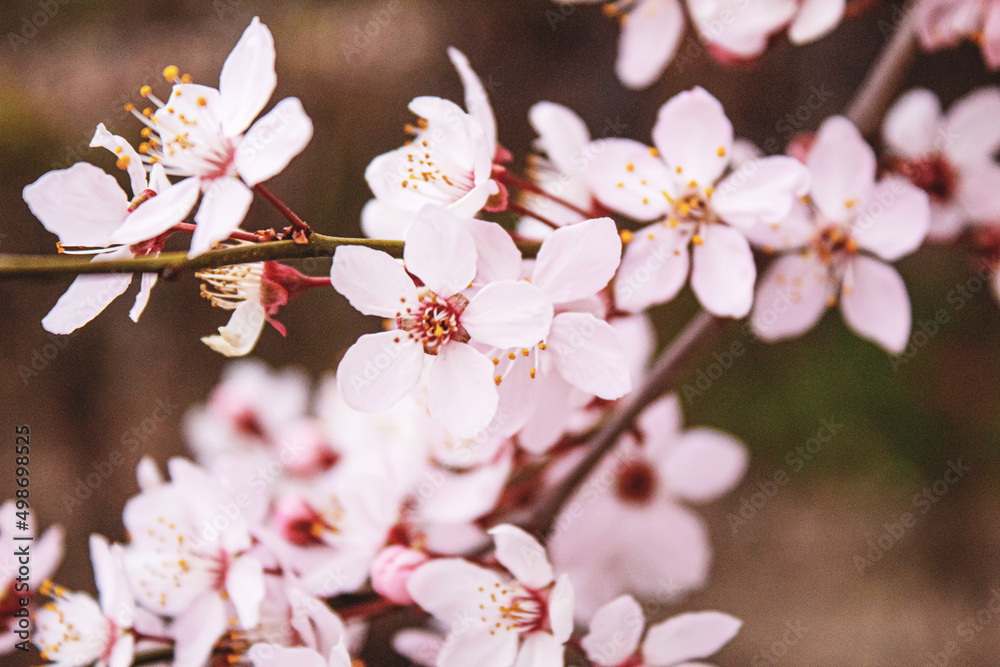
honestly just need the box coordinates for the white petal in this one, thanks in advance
[462,281,553,349]
[533,217,621,303]
[548,313,632,400]
[331,246,417,317]
[171,593,227,667]
[582,139,673,221]
[788,0,845,43]
[42,247,134,335]
[406,558,502,621]
[235,97,313,186]
[513,632,565,667]
[582,595,644,666]
[129,273,158,322]
[428,342,499,437]
[652,87,733,188]
[220,17,277,136]
[641,611,742,665]
[614,223,691,312]
[616,0,685,89]
[529,102,591,176]
[944,86,1000,165]
[448,47,497,157]
[807,116,876,222]
[189,177,254,257]
[360,199,414,240]
[404,207,478,297]
[337,331,425,412]
[690,225,755,318]
[852,177,930,261]
[751,252,830,342]
[24,163,129,246]
[840,256,911,354]
[488,524,553,589]
[90,123,149,196]
[111,176,200,246]
[226,556,265,628]
[882,88,943,158]
[202,300,267,357]
[463,218,524,283]
[713,156,811,228]
[661,428,748,503]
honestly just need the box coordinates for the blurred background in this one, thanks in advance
[2,0,1000,664]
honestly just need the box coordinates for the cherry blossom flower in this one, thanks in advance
[406,524,575,667]
[34,536,137,667]
[109,18,314,257]
[882,86,1000,239]
[585,87,810,317]
[916,0,1000,69]
[361,48,500,240]
[121,458,266,667]
[749,116,931,353]
[582,594,741,666]
[332,207,552,436]
[549,395,747,619]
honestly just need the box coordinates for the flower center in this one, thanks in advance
[888,154,958,202]
[615,459,659,504]
[400,291,470,355]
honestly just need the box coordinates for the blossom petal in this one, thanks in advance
[337,331,424,412]
[751,252,830,342]
[404,208,478,297]
[616,0,685,89]
[42,247,134,335]
[614,223,691,312]
[690,224,755,318]
[852,176,930,261]
[661,428,749,503]
[513,632,565,667]
[24,163,129,246]
[235,97,313,187]
[652,87,733,188]
[944,86,1000,165]
[582,595,644,666]
[189,178,254,257]
[548,313,631,400]
[462,281,553,349]
[641,611,742,665]
[840,256,911,353]
[219,16,277,136]
[713,156,811,228]
[406,558,503,621]
[529,102,591,176]
[532,217,622,303]
[448,47,497,157]
[488,524,554,590]
[331,246,417,317]
[428,342,499,437]
[111,176,200,246]
[882,88,943,158]
[582,139,673,221]
[807,116,876,223]
[789,0,845,43]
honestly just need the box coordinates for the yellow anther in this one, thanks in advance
[692,234,703,246]
[140,85,152,97]
[163,65,179,82]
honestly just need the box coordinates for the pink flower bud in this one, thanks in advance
[371,546,428,605]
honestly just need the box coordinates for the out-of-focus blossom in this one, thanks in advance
[916,0,1000,69]
[749,116,931,353]
[585,87,810,317]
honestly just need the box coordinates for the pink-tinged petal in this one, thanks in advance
[488,524,553,589]
[958,160,1000,221]
[661,428,748,503]
[713,156,811,228]
[24,163,129,246]
[439,625,520,667]
[742,200,815,251]
[751,252,830,342]
[129,273,158,322]
[529,102,591,177]
[404,208,478,297]
[614,223,691,312]
[944,86,1000,165]
[111,176,200,246]
[406,558,503,620]
[514,632,565,667]
[392,629,444,667]
[852,177,930,260]
[547,574,575,643]
[171,593,227,667]
[226,556,265,628]
[789,0,845,43]
[201,300,266,357]
[840,256,911,353]
[807,116,876,223]
[463,218,523,283]
[548,313,631,400]
[42,247,134,334]
[428,342,499,437]
[690,225,755,318]
[533,217,622,303]
[235,97,313,186]
[582,139,674,221]
[641,611,742,665]
[361,199,414,240]
[583,595,644,666]
[882,88,943,158]
[448,47,497,157]
[331,246,417,317]
[249,645,327,667]
[652,87,733,187]
[219,16,277,136]
[189,177,253,257]
[616,0,685,89]
[90,123,148,196]
[108,633,136,667]
[462,281,553,349]
[337,331,425,412]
